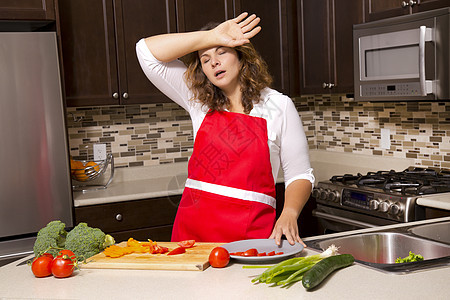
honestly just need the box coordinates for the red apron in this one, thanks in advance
[171,110,276,243]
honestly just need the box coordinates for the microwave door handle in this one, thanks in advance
[418,26,433,96]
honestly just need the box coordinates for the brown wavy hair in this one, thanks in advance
[182,24,273,114]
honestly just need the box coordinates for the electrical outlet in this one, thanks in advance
[380,128,391,150]
[93,144,107,161]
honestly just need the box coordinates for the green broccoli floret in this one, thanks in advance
[395,251,424,263]
[33,220,67,257]
[65,222,115,259]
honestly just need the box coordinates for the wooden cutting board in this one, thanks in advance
[82,242,223,271]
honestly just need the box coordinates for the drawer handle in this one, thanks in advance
[115,214,123,221]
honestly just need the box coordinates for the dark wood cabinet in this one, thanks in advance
[0,0,55,20]
[175,0,233,32]
[298,0,364,95]
[365,0,449,22]
[58,0,298,106]
[413,0,450,13]
[234,0,298,96]
[74,195,180,242]
[275,183,319,238]
[58,0,177,107]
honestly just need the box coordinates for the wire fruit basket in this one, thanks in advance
[70,153,114,192]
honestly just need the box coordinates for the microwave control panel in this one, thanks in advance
[361,82,422,97]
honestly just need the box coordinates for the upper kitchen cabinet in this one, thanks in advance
[365,0,450,22]
[233,0,298,96]
[298,0,364,95]
[175,0,233,32]
[58,0,177,107]
[0,0,55,20]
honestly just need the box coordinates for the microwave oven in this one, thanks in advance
[353,8,449,101]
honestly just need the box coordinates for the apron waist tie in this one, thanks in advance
[185,178,276,209]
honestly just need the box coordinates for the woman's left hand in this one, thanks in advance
[212,12,261,48]
[269,209,306,247]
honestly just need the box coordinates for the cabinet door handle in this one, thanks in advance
[112,92,119,99]
[115,213,123,221]
[401,0,417,7]
[322,83,335,89]
[122,92,129,99]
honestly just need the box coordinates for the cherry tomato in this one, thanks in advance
[51,255,75,278]
[177,240,196,248]
[209,247,230,268]
[267,251,276,256]
[167,246,186,255]
[257,252,267,256]
[243,248,258,257]
[31,255,53,278]
[58,249,76,259]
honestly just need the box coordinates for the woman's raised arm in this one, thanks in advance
[144,12,261,62]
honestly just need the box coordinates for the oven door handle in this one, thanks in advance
[312,210,377,228]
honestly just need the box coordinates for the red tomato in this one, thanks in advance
[276,252,284,255]
[167,246,186,255]
[267,251,276,256]
[243,248,259,257]
[41,253,54,259]
[209,247,230,268]
[230,252,244,256]
[31,255,53,278]
[257,252,267,256]
[177,240,196,248]
[58,249,76,259]
[51,255,75,278]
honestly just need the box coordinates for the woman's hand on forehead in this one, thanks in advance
[213,12,261,48]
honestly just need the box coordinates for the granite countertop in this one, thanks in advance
[1,217,449,299]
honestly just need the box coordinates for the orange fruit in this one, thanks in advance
[85,161,100,173]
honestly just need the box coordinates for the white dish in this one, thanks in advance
[221,239,304,262]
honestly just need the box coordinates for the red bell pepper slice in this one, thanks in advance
[167,246,186,255]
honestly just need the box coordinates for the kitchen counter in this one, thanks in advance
[417,193,450,210]
[0,217,449,300]
[73,150,450,211]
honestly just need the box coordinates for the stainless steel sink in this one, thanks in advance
[307,229,450,274]
[408,221,450,244]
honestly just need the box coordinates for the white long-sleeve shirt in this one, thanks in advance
[136,39,315,188]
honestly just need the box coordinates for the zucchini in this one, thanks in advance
[302,254,355,290]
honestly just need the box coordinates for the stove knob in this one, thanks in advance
[320,189,329,200]
[312,188,321,199]
[389,203,402,215]
[369,200,380,211]
[328,191,338,202]
[379,201,390,213]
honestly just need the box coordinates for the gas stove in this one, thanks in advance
[312,167,450,223]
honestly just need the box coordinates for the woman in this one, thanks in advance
[136,13,314,246]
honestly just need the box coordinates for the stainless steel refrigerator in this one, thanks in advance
[0,31,73,266]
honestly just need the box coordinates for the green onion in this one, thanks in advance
[248,245,339,287]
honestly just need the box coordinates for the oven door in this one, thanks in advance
[313,204,398,234]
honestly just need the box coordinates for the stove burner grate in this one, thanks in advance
[331,167,450,196]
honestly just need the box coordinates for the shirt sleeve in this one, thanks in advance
[135,38,192,112]
[280,97,315,188]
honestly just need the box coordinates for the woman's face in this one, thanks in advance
[198,46,240,92]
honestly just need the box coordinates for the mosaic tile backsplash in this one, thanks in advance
[66,95,450,169]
